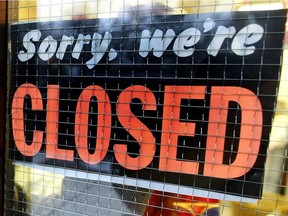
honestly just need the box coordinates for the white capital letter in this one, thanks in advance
[18,30,41,62]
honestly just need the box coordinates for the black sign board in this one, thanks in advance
[10,9,286,200]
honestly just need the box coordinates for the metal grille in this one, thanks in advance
[5,1,288,215]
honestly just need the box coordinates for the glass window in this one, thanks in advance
[5,1,288,215]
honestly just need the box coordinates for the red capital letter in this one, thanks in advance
[46,85,74,161]
[12,84,43,156]
[114,85,157,170]
[75,85,111,164]
[204,86,262,178]
[159,86,205,174]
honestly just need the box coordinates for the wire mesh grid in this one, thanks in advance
[4,0,288,215]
